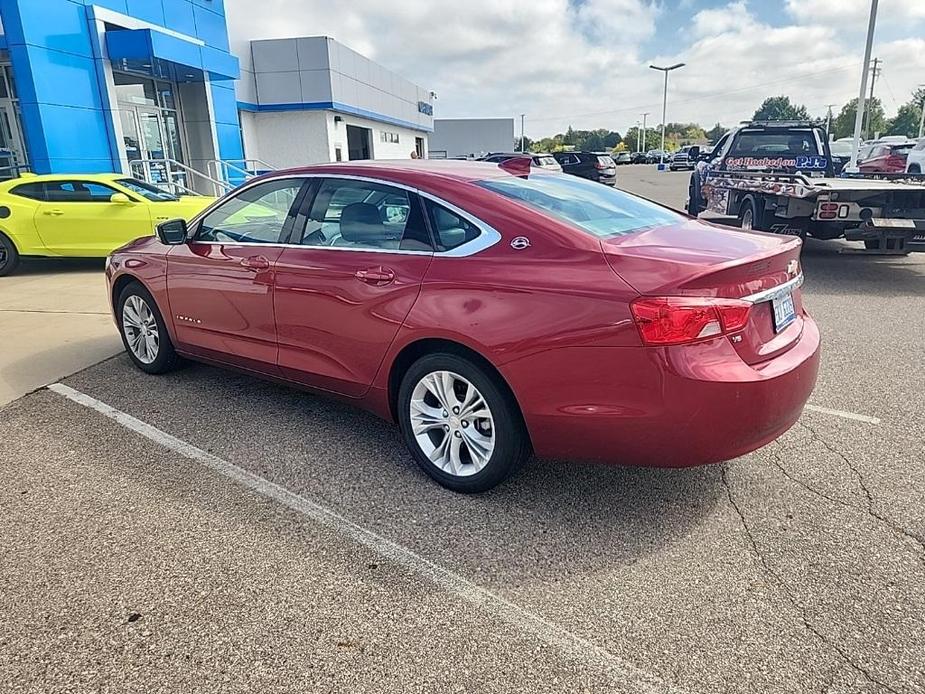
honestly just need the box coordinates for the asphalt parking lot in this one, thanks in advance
[2,165,924,694]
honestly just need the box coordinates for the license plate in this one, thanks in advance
[771,292,796,332]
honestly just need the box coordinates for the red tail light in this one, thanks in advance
[630,296,752,346]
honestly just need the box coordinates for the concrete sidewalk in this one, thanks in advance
[0,259,120,405]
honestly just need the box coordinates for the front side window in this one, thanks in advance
[116,178,179,202]
[479,172,682,238]
[197,178,303,244]
[44,181,120,202]
[296,178,431,251]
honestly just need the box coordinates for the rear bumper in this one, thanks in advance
[501,316,821,467]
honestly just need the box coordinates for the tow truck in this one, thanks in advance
[686,121,925,254]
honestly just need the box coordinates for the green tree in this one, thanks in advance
[706,123,726,142]
[885,88,925,138]
[832,97,886,139]
[752,96,811,122]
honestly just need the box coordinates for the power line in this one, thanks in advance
[527,61,862,124]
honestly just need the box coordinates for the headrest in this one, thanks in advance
[340,202,383,242]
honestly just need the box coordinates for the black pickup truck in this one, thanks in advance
[686,121,925,254]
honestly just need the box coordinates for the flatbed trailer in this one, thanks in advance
[688,122,925,254]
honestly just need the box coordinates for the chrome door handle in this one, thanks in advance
[355,266,395,285]
[240,255,270,270]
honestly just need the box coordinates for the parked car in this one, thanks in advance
[645,149,669,164]
[480,152,562,172]
[107,161,819,492]
[612,151,632,165]
[858,142,916,173]
[0,173,214,277]
[828,138,854,174]
[630,152,648,164]
[552,151,617,185]
[668,145,698,171]
[904,139,925,173]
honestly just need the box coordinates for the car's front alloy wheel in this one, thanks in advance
[398,353,530,493]
[117,281,179,375]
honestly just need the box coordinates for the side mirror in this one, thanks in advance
[110,192,133,204]
[156,218,188,245]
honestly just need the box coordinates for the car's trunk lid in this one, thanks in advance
[603,220,805,364]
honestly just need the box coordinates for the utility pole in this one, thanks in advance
[848,0,878,172]
[520,114,526,152]
[649,64,685,167]
[918,84,925,139]
[640,112,649,153]
[825,104,837,137]
[862,57,881,139]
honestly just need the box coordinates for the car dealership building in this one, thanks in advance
[0,0,434,192]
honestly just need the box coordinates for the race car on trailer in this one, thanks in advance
[686,121,925,254]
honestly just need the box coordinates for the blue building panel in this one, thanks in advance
[0,0,242,179]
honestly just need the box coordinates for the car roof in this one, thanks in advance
[271,159,535,185]
[0,172,125,189]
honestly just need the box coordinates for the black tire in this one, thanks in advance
[688,171,704,215]
[397,353,530,493]
[116,281,179,374]
[738,196,771,231]
[0,232,20,277]
[908,164,921,174]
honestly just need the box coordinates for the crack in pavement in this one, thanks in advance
[721,465,902,694]
[795,422,925,558]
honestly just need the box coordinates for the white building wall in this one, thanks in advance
[241,110,330,168]
[327,111,427,162]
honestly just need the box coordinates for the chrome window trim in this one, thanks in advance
[741,273,803,304]
[184,172,502,258]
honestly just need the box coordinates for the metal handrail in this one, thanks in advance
[129,158,232,196]
[207,158,278,185]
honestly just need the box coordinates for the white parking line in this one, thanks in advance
[47,382,686,694]
[804,404,881,425]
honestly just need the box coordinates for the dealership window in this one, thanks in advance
[297,178,431,251]
[380,131,400,144]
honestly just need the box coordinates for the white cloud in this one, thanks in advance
[786,0,925,26]
[225,0,925,139]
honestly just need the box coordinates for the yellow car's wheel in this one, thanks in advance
[0,233,19,277]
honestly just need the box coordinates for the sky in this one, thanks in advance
[225,0,925,139]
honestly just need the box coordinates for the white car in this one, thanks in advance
[905,138,925,174]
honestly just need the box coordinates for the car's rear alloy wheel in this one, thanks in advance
[117,282,178,374]
[398,354,529,492]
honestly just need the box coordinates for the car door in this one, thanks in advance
[273,177,434,397]
[166,177,307,373]
[32,180,153,256]
[859,146,886,173]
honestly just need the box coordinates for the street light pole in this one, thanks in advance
[649,63,685,167]
[641,112,649,153]
[520,113,526,153]
[825,104,837,137]
[848,0,879,172]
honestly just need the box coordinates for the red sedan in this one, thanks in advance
[858,142,915,173]
[106,159,820,492]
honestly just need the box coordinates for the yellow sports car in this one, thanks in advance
[0,173,215,276]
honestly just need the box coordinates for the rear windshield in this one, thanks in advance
[116,178,179,202]
[729,129,819,157]
[596,155,615,166]
[534,156,557,167]
[479,173,682,238]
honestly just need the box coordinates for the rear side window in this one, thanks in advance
[479,173,682,238]
[425,202,480,251]
[10,182,46,200]
[298,178,432,251]
[44,181,119,202]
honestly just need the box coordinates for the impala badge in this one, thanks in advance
[787,260,799,276]
[511,236,531,250]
